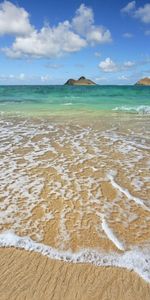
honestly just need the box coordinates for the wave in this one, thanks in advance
[0,231,150,283]
[63,103,73,106]
[113,105,150,114]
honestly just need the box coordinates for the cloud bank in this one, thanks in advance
[0,1,112,58]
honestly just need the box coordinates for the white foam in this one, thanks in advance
[0,231,150,283]
[108,171,150,212]
[0,118,150,257]
[101,217,125,251]
[63,103,73,106]
[113,105,150,114]
[57,206,71,250]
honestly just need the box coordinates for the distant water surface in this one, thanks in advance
[0,85,150,116]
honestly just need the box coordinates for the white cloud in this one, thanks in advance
[135,4,150,24]
[41,75,50,82]
[1,2,112,58]
[124,61,135,67]
[123,32,133,38]
[0,73,26,81]
[72,4,94,36]
[121,2,150,24]
[3,22,87,58]
[0,1,33,36]
[121,1,136,14]
[72,4,112,45]
[99,57,118,72]
[99,58,136,73]
[86,27,111,44]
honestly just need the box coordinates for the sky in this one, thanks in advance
[0,0,149,85]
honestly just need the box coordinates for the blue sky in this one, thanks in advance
[0,0,149,84]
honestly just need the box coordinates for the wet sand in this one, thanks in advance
[1,116,150,252]
[0,247,150,300]
[0,115,150,299]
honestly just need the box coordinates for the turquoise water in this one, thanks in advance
[0,85,150,116]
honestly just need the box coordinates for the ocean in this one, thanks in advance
[0,85,150,115]
[0,85,150,282]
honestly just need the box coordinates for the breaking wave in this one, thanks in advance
[113,105,150,114]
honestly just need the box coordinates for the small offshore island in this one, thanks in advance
[64,76,150,86]
[65,76,96,86]
[135,77,150,86]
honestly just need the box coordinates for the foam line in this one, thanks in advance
[101,218,125,251]
[112,105,150,114]
[0,231,150,283]
[108,171,150,212]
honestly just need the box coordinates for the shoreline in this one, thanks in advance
[0,108,150,119]
[0,247,150,300]
[1,231,150,284]
[1,107,150,299]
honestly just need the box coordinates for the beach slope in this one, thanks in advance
[0,248,150,300]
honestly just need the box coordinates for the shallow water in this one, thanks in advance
[0,85,150,282]
[0,85,150,115]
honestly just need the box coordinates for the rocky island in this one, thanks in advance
[135,77,150,86]
[65,76,96,86]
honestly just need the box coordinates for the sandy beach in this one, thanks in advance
[0,247,150,300]
[0,115,150,299]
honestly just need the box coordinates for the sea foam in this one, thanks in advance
[101,217,125,251]
[0,118,150,281]
[0,231,150,283]
[107,171,150,212]
[113,105,150,114]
